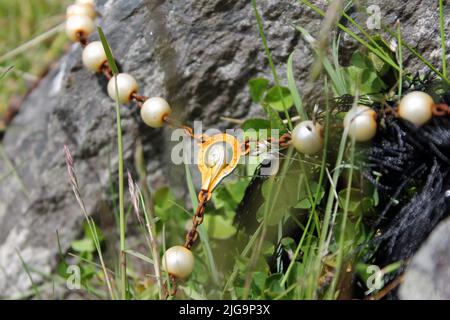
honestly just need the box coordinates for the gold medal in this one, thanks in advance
[197,133,241,200]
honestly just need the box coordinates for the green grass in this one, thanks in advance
[98,27,127,299]
[252,0,293,130]
[0,0,70,124]
[3,0,447,301]
[439,0,447,77]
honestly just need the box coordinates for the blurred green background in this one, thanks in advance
[0,0,71,131]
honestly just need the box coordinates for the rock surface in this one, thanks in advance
[399,217,450,300]
[0,0,448,297]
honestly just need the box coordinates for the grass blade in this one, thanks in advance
[124,249,154,265]
[98,27,127,299]
[298,0,400,73]
[439,0,447,77]
[287,50,307,120]
[396,21,403,100]
[16,250,41,299]
[252,0,292,130]
[64,145,116,299]
[0,22,65,64]
[97,27,119,74]
[385,26,449,83]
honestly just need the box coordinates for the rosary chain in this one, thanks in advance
[184,190,209,249]
[74,32,149,108]
[432,103,450,116]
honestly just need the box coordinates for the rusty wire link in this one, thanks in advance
[163,117,208,143]
[278,132,292,149]
[75,32,88,47]
[432,103,450,116]
[100,62,113,80]
[242,132,292,157]
[131,92,148,107]
[162,274,178,299]
[184,190,210,249]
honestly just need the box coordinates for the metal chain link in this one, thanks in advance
[432,103,450,116]
[184,190,209,249]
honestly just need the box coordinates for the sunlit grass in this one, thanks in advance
[0,0,70,120]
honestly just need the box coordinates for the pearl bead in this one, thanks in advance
[82,41,107,72]
[76,0,95,6]
[162,246,195,278]
[140,97,172,128]
[343,106,377,142]
[107,73,139,104]
[291,120,323,155]
[65,15,95,42]
[66,4,96,19]
[398,91,434,127]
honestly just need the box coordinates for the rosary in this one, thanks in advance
[66,0,450,297]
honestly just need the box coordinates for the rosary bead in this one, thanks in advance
[398,91,434,127]
[82,41,107,72]
[66,4,96,19]
[140,97,172,128]
[65,15,95,42]
[344,106,377,142]
[76,0,95,6]
[107,73,139,104]
[291,120,324,155]
[162,246,195,278]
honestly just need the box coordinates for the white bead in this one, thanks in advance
[107,73,139,104]
[344,106,377,142]
[291,120,323,155]
[398,91,434,127]
[82,41,107,72]
[162,246,194,278]
[65,15,95,42]
[66,4,96,19]
[76,0,95,6]
[140,97,172,128]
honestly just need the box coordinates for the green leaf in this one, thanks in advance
[97,27,119,75]
[204,214,237,240]
[83,221,104,242]
[261,103,286,131]
[287,51,307,119]
[241,118,271,132]
[294,198,311,209]
[248,78,269,103]
[262,241,275,256]
[179,286,207,300]
[258,172,303,226]
[264,86,294,111]
[224,180,248,204]
[212,180,247,215]
[252,271,267,294]
[265,273,284,299]
[153,187,183,221]
[351,51,372,69]
[71,238,95,253]
[281,237,296,252]
[337,187,374,216]
[154,187,176,211]
[294,182,325,209]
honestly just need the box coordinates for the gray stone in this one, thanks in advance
[399,217,450,300]
[0,0,448,297]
